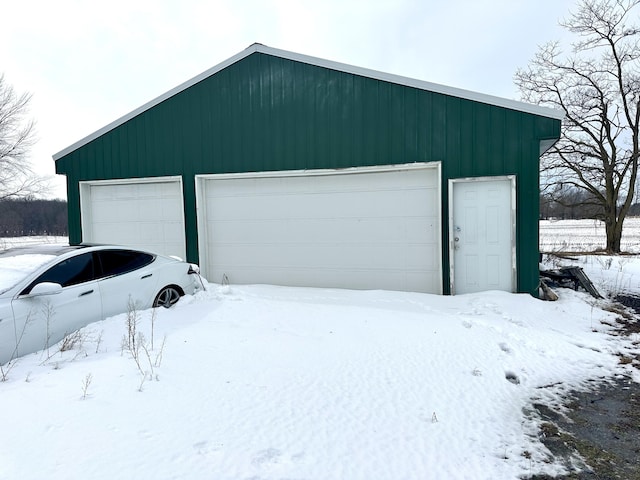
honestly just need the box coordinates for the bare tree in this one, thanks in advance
[515,0,640,253]
[0,74,47,199]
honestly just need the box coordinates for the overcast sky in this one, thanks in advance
[3,0,576,199]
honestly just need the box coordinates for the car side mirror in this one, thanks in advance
[29,282,63,296]
[188,264,200,275]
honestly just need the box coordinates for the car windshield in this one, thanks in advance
[0,253,58,294]
[0,245,84,294]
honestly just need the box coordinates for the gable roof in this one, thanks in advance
[53,43,564,161]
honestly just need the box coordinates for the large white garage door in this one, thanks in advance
[80,177,186,259]
[197,164,441,293]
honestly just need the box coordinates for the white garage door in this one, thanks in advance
[197,164,441,293]
[80,177,186,259]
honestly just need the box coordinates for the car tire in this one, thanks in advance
[153,285,182,308]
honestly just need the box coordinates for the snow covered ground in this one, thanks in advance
[0,235,68,250]
[0,229,639,479]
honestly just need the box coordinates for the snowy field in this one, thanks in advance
[540,217,640,253]
[0,230,639,479]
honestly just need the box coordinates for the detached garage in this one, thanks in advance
[54,44,562,295]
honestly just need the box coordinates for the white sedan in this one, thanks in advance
[0,244,203,365]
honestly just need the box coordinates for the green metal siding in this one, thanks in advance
[55,51,560,295]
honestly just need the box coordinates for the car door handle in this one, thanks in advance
[79,289,94,297]
[141,273,152,279]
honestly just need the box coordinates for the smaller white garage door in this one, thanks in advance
[80,177,186,259]
[197,164,441,293]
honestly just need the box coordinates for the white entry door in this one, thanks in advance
[449,176,515,294]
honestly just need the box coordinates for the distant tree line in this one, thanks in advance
[540,186,640,220]
[0,198,67,236]
[540,187,600,220]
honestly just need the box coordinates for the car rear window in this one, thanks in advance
[96,250,155,278]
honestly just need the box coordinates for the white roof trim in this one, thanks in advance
[53,43,564,161]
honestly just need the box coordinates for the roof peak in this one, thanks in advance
[53,44,563,161]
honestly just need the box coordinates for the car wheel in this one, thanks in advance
[153,285,182,308]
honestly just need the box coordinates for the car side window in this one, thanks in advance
[96,250,154,278]
[24,253,95,293]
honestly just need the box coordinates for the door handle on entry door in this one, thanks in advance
[454,226,461,250]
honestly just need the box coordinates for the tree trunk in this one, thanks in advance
[605,218,623,253]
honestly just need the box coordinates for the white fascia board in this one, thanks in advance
[53,43,564,161]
